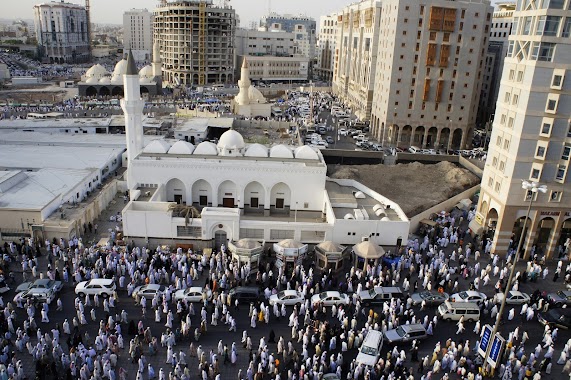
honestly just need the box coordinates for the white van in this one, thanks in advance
[438,301,480,322]
[408,146,421,154]
[356,330,384,367]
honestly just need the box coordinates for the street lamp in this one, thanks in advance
[481,180,547,375]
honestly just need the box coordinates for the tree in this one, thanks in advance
[167,203,201,227]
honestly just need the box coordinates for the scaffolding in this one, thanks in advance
[198,1,207,86]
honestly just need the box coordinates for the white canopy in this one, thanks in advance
[352,241,385,259]
[316,241,345,254]
[273,239,308,257]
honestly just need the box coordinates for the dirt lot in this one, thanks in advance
[328,161,480,217]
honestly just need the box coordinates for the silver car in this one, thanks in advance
[411,291,449,306]
[269,290,304,306]
[384,324,427,345]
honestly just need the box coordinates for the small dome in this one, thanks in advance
[168,141,195,155]
[85,77,98,84]
[85,64,108,78]
[244,144,268,158]
[294,145,319,160]
[143,140,171,154]
[139,65,153,79]
[217,130,245,150]
[248,85,266,103]
[99,77,111,84]
[269,144,294,159]
[113,59,128,76]
[193,141,218,155]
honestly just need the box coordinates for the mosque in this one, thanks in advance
[78,42,163,97]
[119,51,409,255]
[231,59,271,118]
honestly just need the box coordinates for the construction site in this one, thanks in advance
[153,0,236,87]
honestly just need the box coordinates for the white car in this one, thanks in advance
[269,290,304,306]
[174,286,207,303]
[495,291,530,305]
[14,288,56,304]
[311,291,350,307]
[132,284,166,299]
[75,279,116,298]
[450,291,487,304]
[338,128,348,136]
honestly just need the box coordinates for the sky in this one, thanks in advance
[5,0,351,27]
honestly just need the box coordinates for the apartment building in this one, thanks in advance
[33,1,90,64]
[123,9,153,62]
[478,2,516,127]
[235,28,295,57]
[332,0,382,121]
[153,1,236,86]
[368,0,492,150]
[473,0,571,259]
[262,13,317,59]
[316,13,338,82]
[235,55,309,82]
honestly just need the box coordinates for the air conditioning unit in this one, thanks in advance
[361,236,369,242]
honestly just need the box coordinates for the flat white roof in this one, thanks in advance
[0,131,161,148]
[0,118,111,129]
[0,169,92,210]
[0,145,123,171]
[175,117,234,133]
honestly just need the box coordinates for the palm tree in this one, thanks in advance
[167,203,201,227]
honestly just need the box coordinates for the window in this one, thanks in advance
[522,16,532,35]
[536,145,546,158]
[563,17,571,38]
[531,42,556,61]
[546,94,560,113]
[504,92,511,103]
[500,114,507,125]
[492,156,498,167]
[496,136,503,146]
[517,71,523,82]
[508,117,514,128]
[488,177,494,187]
[549,191,562,202]
[250,197,259,208]
[504,139,510,150]
[562,145,571,161]
[495,181,501,192]
[551,70,565,89]
[525,190,538,201]
[531,168,541,180]
[540,118,554,136]
[556,165,567,181]
[499,161,506,172]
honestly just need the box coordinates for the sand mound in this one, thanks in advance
[328,161,479,217]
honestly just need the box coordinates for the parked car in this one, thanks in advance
[384,324,428,345]
[269,290,304,307]
[17,279,63,293]
[229,287,261,304]
[132,284,166,300]
[338,128,348,136]
[547,290,571,307]
[311,291,350,307]
[538,309,571,329]
[408,146,421,153]
[325,136,334,144]
[75,279,116,298]
[14,288,56,305]
[410,291,449,306]
[356,330,384,367]
[174,286,207,303]
[494,291,530,305]
[450,291,487,304]
[358,287,405,306]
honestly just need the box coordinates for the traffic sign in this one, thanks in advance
[478,324,493,358]
[486,333,505,367]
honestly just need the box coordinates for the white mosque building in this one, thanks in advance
[120,51,409,252]
[78,43,162,97]
[231,58,271,118]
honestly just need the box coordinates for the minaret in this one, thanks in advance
[121,50,145,190]
[152,41,162,78]
[235,58,251,105]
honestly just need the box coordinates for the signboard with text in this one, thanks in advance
[478,324,492,358]
[487,334,505,367]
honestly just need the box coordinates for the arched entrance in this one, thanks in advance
[85,86,97,97]
[401,125,413,147]
[191,179,213,208]
[99,87,110,97]
[270,182,291,214]
[112,86,124,97]
[439,127,451,150]
[214,230,227,252]
[427,127,438,148]
[389,124,398,145]
[166,178,186,204]
[452,129,463,150]
[414,126,425,146]
[244,181,265,214]
[217,180,238,208]
[557,218,571,258]
[486,208,498,238]
[535,217,555,256]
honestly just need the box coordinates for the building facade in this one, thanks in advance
[153,1,236,86]
[473,0,571,259]
[235,28,295,57]
[235,55,309,83]
[33,1,90,64]
[332,0,382,121]
[316,13,338,83]
[369,0,493,150]
[478,2,516,128]
[123,9,153,62]
[262,13,317,59]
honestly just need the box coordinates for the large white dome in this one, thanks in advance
[194,141,218,155]
[294,145,319,160]
[269,144,294,159]
[217,129,245,150]
[143,140,171,154]
[168,141,195,155]
[113,59,128,76]
[85,64,108,78]
[99,77,111,84]
[244,144,268,158]
[139,65,153,80]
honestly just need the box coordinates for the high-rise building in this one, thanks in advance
[472,0,571,259]
[261,13,317,61]
[478,2,516,129]
[33,1,90,64]
[316,13,339,82]
[332,0,382,121]
[369,0,492,150]
[123,9,153,62]
[153,1,236,86]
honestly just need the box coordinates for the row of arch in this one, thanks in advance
[481,201,571,258]
[84,86,152,97]
[164,71,234,86]
[166,178,292,212]
[370,120,469,150]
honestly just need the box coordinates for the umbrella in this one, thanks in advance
[352,241,385,259]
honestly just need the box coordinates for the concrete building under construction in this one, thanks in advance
[153,0,236,86]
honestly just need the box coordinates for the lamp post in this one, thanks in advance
[481,180,547,376]
[294,201,298,223]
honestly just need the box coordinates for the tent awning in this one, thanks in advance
[352,241,385,259]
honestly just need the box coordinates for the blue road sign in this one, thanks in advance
[490,336,502,362]
[478,325,493,357]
